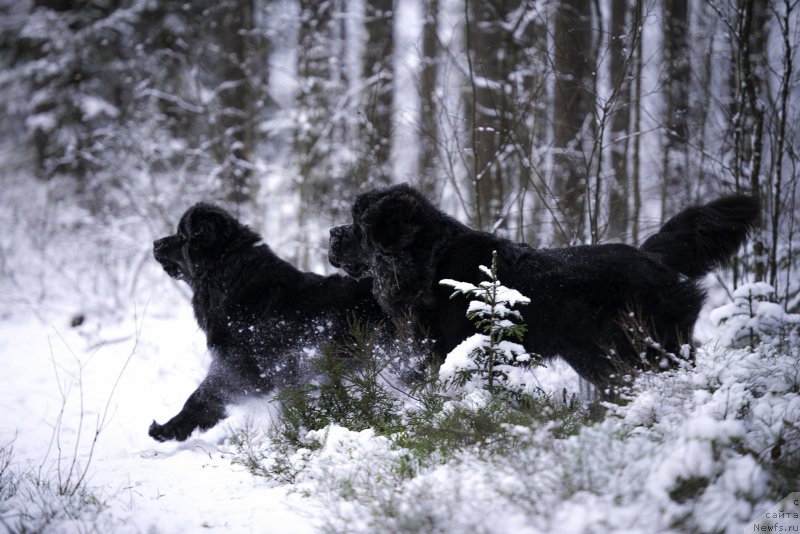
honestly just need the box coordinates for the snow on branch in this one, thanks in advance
[439,250,542,396]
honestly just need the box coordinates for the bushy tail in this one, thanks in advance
[640,195,760,279]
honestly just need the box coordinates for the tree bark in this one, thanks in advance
[608,0,631,242]
[553,0,593,244]
[355,0,394,187]
[217,0,257,205]
[417,0,439,197]
[466,0,505,230]
[630,0,643,245]
[465,0,544,234]
[661,0,690,219]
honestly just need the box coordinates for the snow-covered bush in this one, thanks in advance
[267,318,405,451]
[233,253,586,490]
[0,446,109,534]
[241,335,800,533]
[223,265,800,533]
[439,251,542,397]
[710,282,800,348]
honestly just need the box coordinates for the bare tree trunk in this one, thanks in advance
[553,0,593,244]
[296,0,333,182]
[418,0,439,197]
[513,6,547,244]
[466,0,506,231]
[607,0,630,242]
[294,0,337,269]
[630,0,643,245]
[217,0,257,206]
[661,0,690,219]
[693,3,718,194]
[770,0,795,291]
[463,1,545,235]
[355,0,394,187]
[730,0,766,283]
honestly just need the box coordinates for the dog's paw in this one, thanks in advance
[148,420,172,442]
[149,419,192,442]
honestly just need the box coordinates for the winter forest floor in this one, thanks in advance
[1,177,799,533]
[0,304,325,533]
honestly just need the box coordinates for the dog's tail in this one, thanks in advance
[640,195,760,279]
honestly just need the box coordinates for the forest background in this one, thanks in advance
[1,2,800,531]
[0,0,798,325]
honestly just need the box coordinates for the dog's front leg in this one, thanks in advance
[149,363,231,442]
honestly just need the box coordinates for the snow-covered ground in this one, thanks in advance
[0,293,327,532]
[3,269,799,532]
[1,178,798,533]
[0,282,582,532]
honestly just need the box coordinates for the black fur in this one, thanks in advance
[640,195,761,278]
[150,203,384,442]
[329,184,759,387]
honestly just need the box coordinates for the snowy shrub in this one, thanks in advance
[393,386,587,466]
[0,443,13,502]
[439,251,542,397]
[710,282,800,348]
[271,318,404,448]
[224,267,800,533]
[0,441,112,533]
[230,418,315,485]
[229,317,800,533]
[233,309,587,489]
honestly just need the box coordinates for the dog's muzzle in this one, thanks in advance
[328,225,369,278]
[328,225,350,268]
[153,236,186,279]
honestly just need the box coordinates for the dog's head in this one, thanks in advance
[154,203,258,283]
[329,184,434,278]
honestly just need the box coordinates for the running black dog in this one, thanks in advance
[329,184,759,387]
[150,203,384,441]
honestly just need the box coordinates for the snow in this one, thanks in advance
[25,112,58,133]
[0,301,323,533]
[709,281,800,347]
[2,202,797,533]
[438,332,484,380]
[0,217,800,533]
[79,95,120,120]
[2,0,799,528]
[1,189,798,534]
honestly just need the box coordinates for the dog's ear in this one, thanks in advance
[186,205,234,246]
[191,216,219,241]
[362,189,425,251]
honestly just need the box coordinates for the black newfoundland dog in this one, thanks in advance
[150,203,385,442]
[329,184,759,387]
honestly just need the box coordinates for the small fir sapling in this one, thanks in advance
[439,251,543,395]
